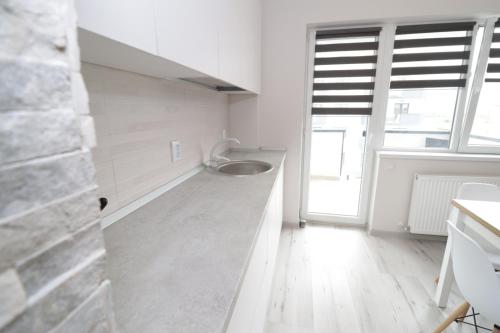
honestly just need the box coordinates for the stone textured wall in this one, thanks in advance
[0,0,117,331]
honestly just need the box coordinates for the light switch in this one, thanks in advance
[170,141,181,162]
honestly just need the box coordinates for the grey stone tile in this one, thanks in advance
[0,269,26,329]
[0,109,80,165]
[0,151,96,219]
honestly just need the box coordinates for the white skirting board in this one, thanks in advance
[100,165,204,229]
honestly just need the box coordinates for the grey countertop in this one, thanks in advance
[103,150,286,333]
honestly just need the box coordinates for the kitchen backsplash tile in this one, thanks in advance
[82,63,229,216]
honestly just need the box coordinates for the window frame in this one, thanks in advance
[300,18,500,227]
[302,19,500,211]
[375,19,482,153]
[458,18,500,154]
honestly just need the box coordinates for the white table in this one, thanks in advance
[434,199,500,307]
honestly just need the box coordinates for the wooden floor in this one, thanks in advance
[265,224,493,333]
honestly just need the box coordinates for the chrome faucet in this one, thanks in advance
[209,137,240,166]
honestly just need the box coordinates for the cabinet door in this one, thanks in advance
[75,0,157,55]
[251,167,283,332]
[218,0,261,92]
[268,166,284,263]
[238,0,261,93]
[226,222,268,333]
[218,0,243,88]
[154,0,219,77]
[227,165,284,333]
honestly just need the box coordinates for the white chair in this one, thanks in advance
[434,220,500,333]
[451,183,500,269]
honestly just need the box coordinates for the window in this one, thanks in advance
[305,18,500,167]
[461,19,500,152]
[302,19,500,226]
[383,22,476,149]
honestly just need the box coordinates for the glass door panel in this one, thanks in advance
[307,115,368,217]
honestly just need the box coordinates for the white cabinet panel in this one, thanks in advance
[227,164,284,332]
[267,167,284,273]
[218,0,242,87]
[154,0,219,77]
[77,0,261,93]
[253,167,283,332]
[218,0,261,92]
[239,0,261,93]
[226,219,268,333]
[75,0,157,55]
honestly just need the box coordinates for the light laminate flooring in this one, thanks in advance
[265,224,493,333]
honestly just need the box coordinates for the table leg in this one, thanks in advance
[434,211,466,307]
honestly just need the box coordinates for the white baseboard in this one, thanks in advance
[101,165,205,229]
[369,228,447,241]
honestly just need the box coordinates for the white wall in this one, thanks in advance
[369,154,500,233]
[82,63,229,215]
[230,0,500,224]
[229,95,260,148]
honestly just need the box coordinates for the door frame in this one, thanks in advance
[300,24,395,225]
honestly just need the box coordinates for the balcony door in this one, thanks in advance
[301,26,386,225]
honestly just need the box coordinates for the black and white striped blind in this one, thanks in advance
[390,22,476,89]
[485,19,500,83]
[312,27,382,116]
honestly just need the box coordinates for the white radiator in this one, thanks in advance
[408,174,500,235]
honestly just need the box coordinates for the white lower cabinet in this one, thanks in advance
[226,166,284,332]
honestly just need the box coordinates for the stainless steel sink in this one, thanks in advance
[214,160,273,176]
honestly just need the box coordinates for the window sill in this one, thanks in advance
[376,151,500,162]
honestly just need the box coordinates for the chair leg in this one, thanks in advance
[455,302,470,322]
[432,302,470,333]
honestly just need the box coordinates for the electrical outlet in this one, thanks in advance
[222,129,227,139]
[170,141,181,162]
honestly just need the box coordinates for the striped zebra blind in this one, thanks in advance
[312,27,382,116]
[485,19,500,83]
[390,22,476,89]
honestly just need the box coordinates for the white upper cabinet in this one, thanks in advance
[153,0,219,78]
[75,0,157,55]
[218,0,242,87]
[218,0,261,93]
[76,0,261,93]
